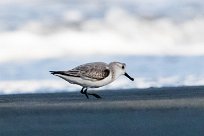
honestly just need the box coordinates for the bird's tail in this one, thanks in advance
[49,71,65,75]
[50,71,79,77]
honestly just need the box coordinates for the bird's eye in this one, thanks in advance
[122,65,125,69]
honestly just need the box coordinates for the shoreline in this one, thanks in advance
[0,86,204,110]
[0,86,204,136]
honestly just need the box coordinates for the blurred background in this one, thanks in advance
[0,0,204,94]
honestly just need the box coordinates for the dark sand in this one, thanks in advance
[0,86,204,136]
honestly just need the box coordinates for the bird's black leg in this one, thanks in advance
[80,87,85,94]
[80,87,89,99]
[80,87,101,99]
[88,92,102,99]
[84,88,89,99]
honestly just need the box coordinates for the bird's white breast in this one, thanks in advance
[56,72,113,88]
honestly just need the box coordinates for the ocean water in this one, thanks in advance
[0,56,204,94]
[0,0,204,94]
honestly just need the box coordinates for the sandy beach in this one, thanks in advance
[0,86,204,136]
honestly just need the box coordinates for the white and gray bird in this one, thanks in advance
[50,62,134,99]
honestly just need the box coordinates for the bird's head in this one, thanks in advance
[109,62,134,81]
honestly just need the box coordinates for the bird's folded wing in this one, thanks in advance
[64,70,81,77]
[69,62,110,81]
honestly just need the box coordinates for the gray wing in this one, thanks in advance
[66,62,110,81]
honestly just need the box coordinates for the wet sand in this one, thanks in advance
[0,86,204,136]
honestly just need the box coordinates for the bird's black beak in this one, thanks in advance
[124,73,134,81]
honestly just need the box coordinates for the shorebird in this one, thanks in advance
[50,62,134,99]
